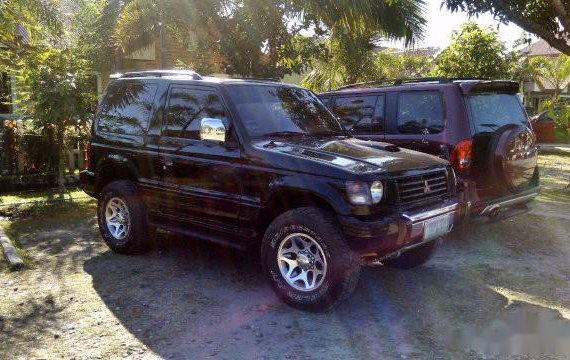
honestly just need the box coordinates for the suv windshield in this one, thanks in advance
[466,93,529,133]
[227,84,345,138]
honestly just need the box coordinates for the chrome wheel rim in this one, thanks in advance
[277,233,327,292]
[105,197,130,240]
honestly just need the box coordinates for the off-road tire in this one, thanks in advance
[261,207,360,312]
[383,239,441,269]
[97,180,151,255]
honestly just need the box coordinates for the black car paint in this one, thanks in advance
[81,77,456,254]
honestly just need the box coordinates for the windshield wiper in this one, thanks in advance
[264,131,306,137]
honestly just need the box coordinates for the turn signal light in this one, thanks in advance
[451,139,472,171]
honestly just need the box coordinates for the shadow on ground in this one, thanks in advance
[84,226,570,359]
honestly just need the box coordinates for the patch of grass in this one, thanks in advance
[0,187,88,206]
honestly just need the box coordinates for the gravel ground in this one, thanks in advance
[0,153,569,360]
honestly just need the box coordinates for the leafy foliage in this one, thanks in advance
[432,22,515,79]
[375,50,432,79]
[528,55,570,96]
[444,0,570,56]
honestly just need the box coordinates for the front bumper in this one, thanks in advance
[339,200,460,256]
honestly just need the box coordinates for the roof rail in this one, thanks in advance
[335,77,490,90]
[229,77,281,82]
[120,70,203,80]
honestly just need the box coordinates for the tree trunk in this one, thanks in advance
[58,144,65,196]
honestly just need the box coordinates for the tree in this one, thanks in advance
[0,0,62,49]
[1,0,97,191]
[375,50,432,79]
[303,30,380,92]
[302,0,427,91]
[528,55,570,97]
[444,0,570,56]
[432,22,515,78]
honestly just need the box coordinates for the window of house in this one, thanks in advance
[332,95,382,134]
[0,72,12,114]
[97,80,158,136]
[397,91,445,134]
[164,87,227,140]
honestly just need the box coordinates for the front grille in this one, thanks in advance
[396,170,449,205]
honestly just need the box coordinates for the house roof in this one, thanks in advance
[521,39,562,58]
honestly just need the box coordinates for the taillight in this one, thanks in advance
[84,142,91,170]
[451,139,472,171]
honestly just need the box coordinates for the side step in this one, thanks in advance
[150,222,249,251]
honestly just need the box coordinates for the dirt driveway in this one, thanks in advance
[1,153,569,359]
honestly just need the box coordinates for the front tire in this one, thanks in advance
[97,180,151,255]
[383,239,441,269]
[261,207,360,312]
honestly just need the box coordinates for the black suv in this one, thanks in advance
[81,71,459,311]
[320,79,540,221]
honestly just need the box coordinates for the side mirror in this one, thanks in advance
[200,118,227,142]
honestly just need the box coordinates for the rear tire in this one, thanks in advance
[383,239,441,269]
[97,181,151,255]
[261,207,360,312]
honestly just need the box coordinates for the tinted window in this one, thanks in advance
[227,85,344,137]
[467,93,529,133]
[397,92,444,134]
[333,95,383,134]
[97,81,158,136]
[164,87,227,139]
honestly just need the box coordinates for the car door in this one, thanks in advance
[384,91,446,156]
[158,84,243,234]
[331,94,385,141]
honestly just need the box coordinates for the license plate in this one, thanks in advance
[423,214,451,241]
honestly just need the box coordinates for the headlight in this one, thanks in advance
[346,181,384,205]
[370,181,384,204]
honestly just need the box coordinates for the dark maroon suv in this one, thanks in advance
[320,78,540,221]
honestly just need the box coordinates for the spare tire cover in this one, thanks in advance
[487,124,538,193]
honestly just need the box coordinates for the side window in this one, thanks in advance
[164,87,227,140]
[332,95,378,134]
[397,91,444,134]
[97,81,158,136]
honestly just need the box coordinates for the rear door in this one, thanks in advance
[330,94,386,141]
[384,90,446,156]
[158,84,243,233]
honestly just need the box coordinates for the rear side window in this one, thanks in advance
[97,80,158,136]
[332,95,383,134]
[397,91,444,134]
[164,87,227,140]
[467,93,529,133]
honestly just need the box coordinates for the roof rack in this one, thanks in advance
[335,77,489,90]
[119,70,203,80]
[228,77,281,82]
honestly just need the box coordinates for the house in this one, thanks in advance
[520,39,569,113]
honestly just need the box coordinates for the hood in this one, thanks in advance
[254,136,448,175]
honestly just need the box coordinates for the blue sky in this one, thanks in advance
[380,1,533,50]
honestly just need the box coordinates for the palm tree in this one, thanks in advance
[107,0,426,78]
[106,0,219,69]
[301,0,427,91]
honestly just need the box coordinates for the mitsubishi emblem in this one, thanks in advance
[424,180,431,193]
